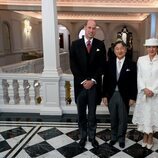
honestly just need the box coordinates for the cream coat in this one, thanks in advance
[132,54,158,133]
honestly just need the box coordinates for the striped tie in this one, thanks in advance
[117,61,121,80]
[87,40,91,53]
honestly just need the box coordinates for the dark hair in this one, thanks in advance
[113,40,127,48]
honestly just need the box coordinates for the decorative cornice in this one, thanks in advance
[57,0,158,8]
[58,12,149,21]
[0,0,40,6]
[0,0,157,8]
[0,0,157,21]
[15,11,148,21]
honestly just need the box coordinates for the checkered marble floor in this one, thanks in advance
[1,121,158,158]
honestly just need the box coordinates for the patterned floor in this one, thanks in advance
[0,114,158,158]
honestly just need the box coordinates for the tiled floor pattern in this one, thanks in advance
[0,122,158,158]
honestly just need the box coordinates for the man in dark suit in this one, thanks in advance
[102,40,137,148]
[70,20,106,149]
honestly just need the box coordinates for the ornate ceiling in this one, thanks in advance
[0,0,158,21]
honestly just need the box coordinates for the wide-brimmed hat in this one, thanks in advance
[144,38,158,46]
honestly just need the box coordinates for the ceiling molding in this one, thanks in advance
[15,11,149,21]
[58,12,149,21]
[57,0,158,8]
[0,0,40,6]
[0,0,158,21]
[0,0,157,10]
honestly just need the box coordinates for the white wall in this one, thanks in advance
[0,11,42,66]
[0,11,42,54]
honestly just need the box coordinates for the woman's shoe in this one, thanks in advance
[142,142,147,147]
[147,143,153,149]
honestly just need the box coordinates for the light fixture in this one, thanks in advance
[24,19,32,35]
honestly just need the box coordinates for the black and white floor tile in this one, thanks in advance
[0,114,158,158]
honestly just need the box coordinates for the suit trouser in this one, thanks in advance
[77,86,97,140]
[108,91,128,143]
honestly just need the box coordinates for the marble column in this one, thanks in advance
[156,13,158,39]
[40,0,62,115]
[150,13,157,38]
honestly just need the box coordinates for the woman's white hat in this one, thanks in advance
[144,38,158,46]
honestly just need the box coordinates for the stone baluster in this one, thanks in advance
[13,80,20,104]
[70,80,75,105]
[7,79,14,104]
[0,79,3,104]
[1,79,10,104]
[23,80,31,105]
[34,80,41,104]
[29,80,35,105]
[18,80,25,105]
[59,79,65,106]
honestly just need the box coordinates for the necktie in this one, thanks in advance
[117,61,121,80]
[117,61,121,73]
[87,40,91,53]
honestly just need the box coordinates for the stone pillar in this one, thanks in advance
[150,13,157,38]
[156,13,158,39]
[40,0,62,115]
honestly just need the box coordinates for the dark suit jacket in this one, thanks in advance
[70,37,106,104]
[103,57,137,112]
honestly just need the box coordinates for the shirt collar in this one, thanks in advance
[116,57,125,63]
[84,37,93,45]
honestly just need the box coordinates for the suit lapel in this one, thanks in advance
[110,59,117,81]
[78,38,88,69]
[119,58,128,80]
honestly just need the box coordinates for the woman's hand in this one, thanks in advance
[144,88,154,97]
[129,99,135,106]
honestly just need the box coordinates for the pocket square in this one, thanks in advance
[96,48,100,52]
[126,69,130,71]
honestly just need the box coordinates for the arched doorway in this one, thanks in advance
[58,24,70,73]
[2,21,11,54]
[58,24,70,53]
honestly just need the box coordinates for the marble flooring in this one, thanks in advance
[0,113,158,158]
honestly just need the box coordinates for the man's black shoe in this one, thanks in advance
[79,138,86,148]
[109,140,117,146]
[89,139,99,148]
[119,142,125,148]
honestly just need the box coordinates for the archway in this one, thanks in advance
[2,21,11,54]
[58,24,70,53]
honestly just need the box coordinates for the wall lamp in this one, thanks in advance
[24,19,32,35]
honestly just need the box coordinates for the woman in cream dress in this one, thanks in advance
[132,38,158,149]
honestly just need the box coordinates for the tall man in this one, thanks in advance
[69,20,106,149]
[102,40,137,148]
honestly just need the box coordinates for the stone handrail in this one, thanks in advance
[0,58,43,73]
[0,72,134,115]
[0,73,42,113]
